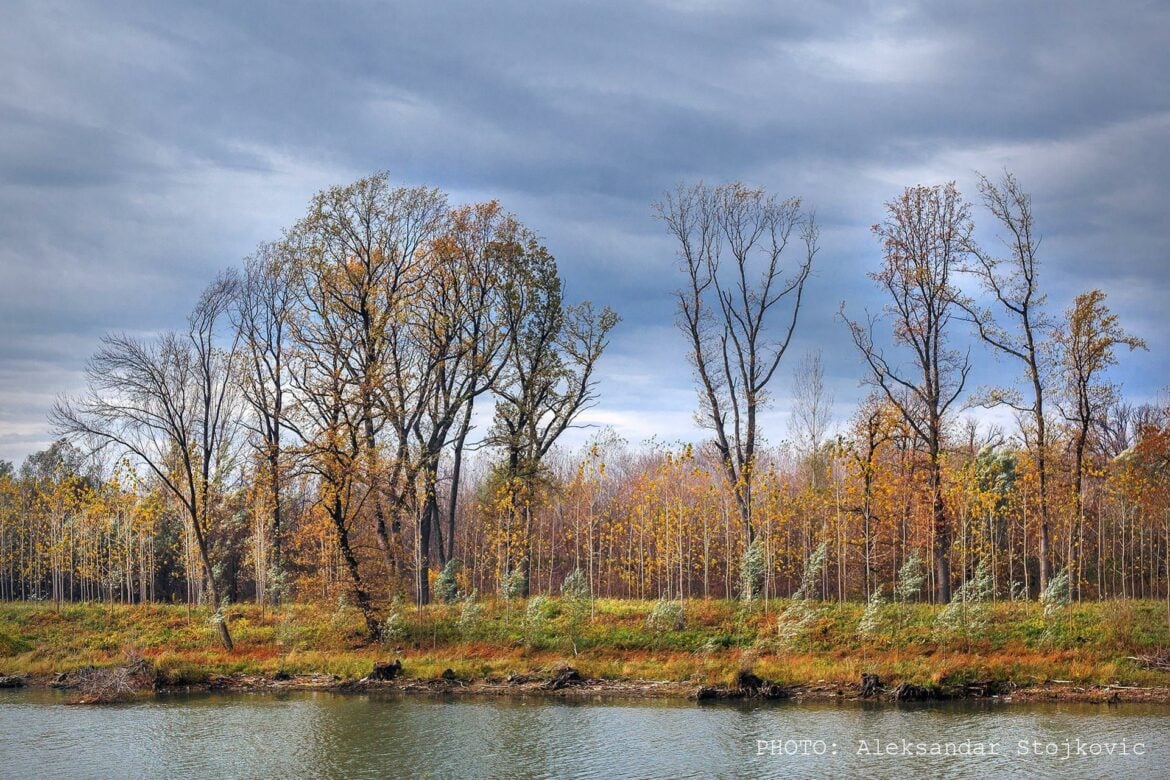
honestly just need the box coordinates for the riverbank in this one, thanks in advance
[2,599,1169,704]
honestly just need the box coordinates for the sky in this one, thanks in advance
[1,0,1168,465]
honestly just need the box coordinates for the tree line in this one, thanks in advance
[0,170,1163,647]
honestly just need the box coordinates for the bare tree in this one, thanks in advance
[791,349,834,490]
[959,171,1056,593]
[230,243,295,602]
[53,277,242,650]
[843,182,972,603]
[656,181,817,545]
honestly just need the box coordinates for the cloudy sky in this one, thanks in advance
[2,0,1168,465]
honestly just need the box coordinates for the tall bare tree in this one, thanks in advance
[791,349,834,490]
[53,277,242,649]
[230,243,295,601]
[959,171,1056,592]
[656,181,817,545]
[843,182,972,603]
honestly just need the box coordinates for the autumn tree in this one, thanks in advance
[286,173,449,577]
[656,181,817,547]
[411,202,522,603]
[489,243,618,597]
[1125,419,1170,631]
[844,182,973,603]
[840,394,897,599]
[1053,289,1146,598]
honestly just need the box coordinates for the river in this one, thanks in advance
[2,689,1169,778]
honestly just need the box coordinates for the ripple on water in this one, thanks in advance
[3,692,1170,779]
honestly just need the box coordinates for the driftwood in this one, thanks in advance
[63,659,156,704]
[543,666,584,690]
[1128,653,1170,672]
[961,679,1011,697]
[731,670,788,699]
[366,660,403,681]
[889,683,939,702]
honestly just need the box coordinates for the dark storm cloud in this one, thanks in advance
[2,0,1168,462]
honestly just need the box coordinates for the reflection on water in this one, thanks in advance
[2,689,1170,779]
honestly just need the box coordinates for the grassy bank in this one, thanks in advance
[2,598,1169,694]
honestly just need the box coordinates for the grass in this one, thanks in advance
[1,598,1168,691]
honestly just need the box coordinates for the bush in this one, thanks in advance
[740,540,765,601]
[266,563,288,606]
[273,614,300,650]
[329,597,362,638]
[936,559,993,639]
[1041,568,1070,619]
[524,595,554,646]
[858,588,887,638]
[458,590,483,636]
[894,551,926,603]
[435,560,463,604]
[562,568,590,603]
[526,595,556,623]
[380,598,406,647]
[646,598,686,633]
[500,568,527,600]
[561,569,590,655]
[776,541,826,648]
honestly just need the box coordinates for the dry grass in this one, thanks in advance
[1,598,1168,690]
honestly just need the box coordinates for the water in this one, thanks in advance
[2,689,1169,778]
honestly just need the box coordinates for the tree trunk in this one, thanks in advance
[330,496,380,642]
[930,451,952,604]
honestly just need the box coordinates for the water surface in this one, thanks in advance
[2,689,1168,778]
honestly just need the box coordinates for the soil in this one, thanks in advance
[13,666,1170,706]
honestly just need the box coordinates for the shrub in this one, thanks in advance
[524,595,554,647]
[561,569,590,655]
[936,559,993,639]
[273,614,299,649]
[526,595,556,622]
[458,590,484,636]
[266,563,288,606]
[646,598,686,633]
[740,539,765,601]
[776,541,827,648]
[1041,568,1070,619]
[894,551,926,603]
[379,598,406,647]
[435,560,463,604]
[858,588,887,638]
[500,567,527,600]
[562,568,590,603]
[329,596,360,636]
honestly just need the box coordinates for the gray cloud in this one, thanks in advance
[1,0,1168,463]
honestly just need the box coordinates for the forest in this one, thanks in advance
[1,170,1164,654]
